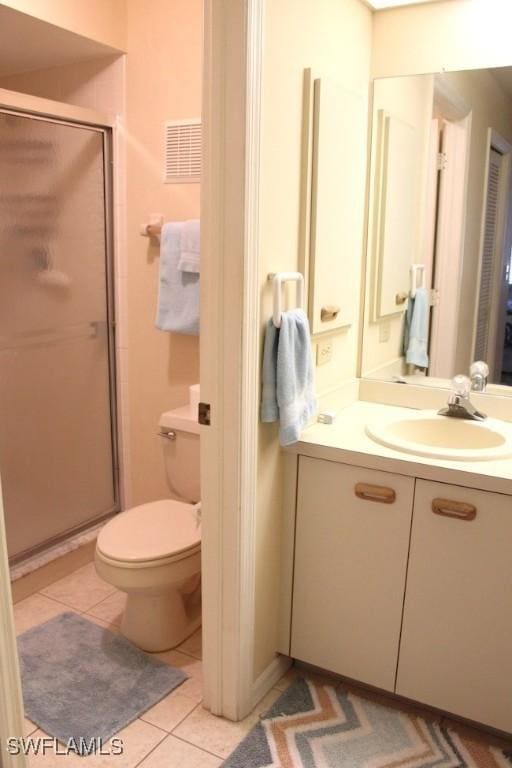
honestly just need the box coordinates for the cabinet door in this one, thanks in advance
[397,480,512,733]
[291,457,414,691]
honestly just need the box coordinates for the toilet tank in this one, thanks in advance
[159,402,200,503]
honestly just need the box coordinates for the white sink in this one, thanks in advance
[365,410,512,461]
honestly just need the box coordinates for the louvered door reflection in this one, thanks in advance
[474,148,503,360]
[0,110,118,560]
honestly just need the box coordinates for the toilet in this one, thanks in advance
[95,386,201,652]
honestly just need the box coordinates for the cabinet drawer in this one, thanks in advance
[397,480,512,733]
[291,457,414,691]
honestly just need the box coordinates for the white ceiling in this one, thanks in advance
[364,0,447,9]
[0,5,120,78]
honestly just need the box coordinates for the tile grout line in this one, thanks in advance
[131,723,168,768]
[38,564,118,600]
[135,719,171,737]
[82,610,122,627]
[16,593,81,616]
[133,704,227,768]
[169,731,228,762]
[175,648,202,661]
[67,585,119,613]
[30,587,118,615]
[168,701,203,734]
[169,700,259,762]
[138,695,201,733]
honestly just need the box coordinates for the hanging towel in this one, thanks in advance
[155,222,199,335]
[404,286,430,368]
[260,319,279,424]
[261,309,317,447]
[178,219,200,273]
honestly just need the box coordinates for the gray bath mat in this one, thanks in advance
[18,612,187,753]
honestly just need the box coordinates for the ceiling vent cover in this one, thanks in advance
[164,118,201,183]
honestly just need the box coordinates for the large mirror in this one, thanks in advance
[361,66,512,392]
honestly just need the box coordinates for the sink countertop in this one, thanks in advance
[287,401,512,495]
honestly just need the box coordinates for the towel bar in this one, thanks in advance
[140,214,164,239]
[268,272,304,328]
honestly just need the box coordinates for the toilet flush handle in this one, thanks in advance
[158,429,176,440]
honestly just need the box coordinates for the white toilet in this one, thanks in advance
[95,386,201,652]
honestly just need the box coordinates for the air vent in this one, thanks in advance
[164,119,201,183]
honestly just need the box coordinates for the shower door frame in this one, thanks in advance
[0,91,120,564]
[0,90,119,767]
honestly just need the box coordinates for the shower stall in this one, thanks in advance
[0,108,119,564]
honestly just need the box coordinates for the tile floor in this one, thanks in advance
[14,562,511,766]
[13,562,283,767]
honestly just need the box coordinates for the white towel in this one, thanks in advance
[178,219,200,273]
[260,309,317,446]
[155,222,199,335]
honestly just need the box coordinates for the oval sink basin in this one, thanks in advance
[365,410,512,461]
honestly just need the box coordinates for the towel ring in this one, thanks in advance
[410,264,426,299]
[268,272,304,328]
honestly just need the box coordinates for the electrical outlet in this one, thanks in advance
[379,321,390,343]
[316,339,333,366]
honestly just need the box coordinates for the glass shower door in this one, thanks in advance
[0,110,118,561]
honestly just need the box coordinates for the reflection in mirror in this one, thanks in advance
[362,66,512,392]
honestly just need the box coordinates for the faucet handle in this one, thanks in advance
[452,374,471,397]
[470,360,489,379]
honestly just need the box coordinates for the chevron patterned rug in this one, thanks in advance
[223,677,512,768]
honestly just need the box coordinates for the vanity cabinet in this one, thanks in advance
[290,459,512,733]
[291,456,414,691]
[396,479,512,733]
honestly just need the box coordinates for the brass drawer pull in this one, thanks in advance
[432,498,476,521]
[395,292,408,305]
[355,483,396,504]
[321,305,341,322]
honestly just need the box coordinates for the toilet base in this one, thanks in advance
[120,583,201,652]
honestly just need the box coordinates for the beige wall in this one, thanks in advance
[254,0,373,678]
[373,0,512,78]
[0,0,126,50]
[124,0,202,505]
[0,56,124,114]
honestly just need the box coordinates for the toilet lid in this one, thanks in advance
[97,500,201,563]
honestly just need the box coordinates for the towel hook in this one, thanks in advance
[410,264,426,299]
[268,272,304,328]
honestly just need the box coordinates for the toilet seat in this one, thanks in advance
[96,499,201,567]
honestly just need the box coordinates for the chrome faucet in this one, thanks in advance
[470,360,489,393]
[438,374,487,421]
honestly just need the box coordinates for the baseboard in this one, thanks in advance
[251,654,292,709]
